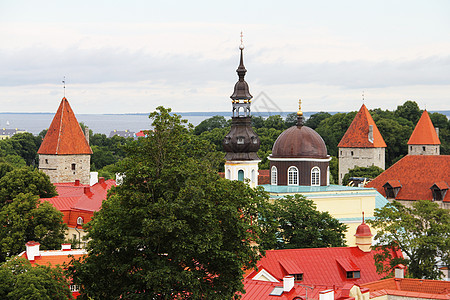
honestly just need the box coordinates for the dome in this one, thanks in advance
[271,125,328,158]
[354,222,372,237]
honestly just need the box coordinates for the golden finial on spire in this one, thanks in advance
[297,99,303,116]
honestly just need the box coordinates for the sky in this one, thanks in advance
[0,0,449,114]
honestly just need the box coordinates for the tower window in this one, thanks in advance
[77,216,84,225]
[288,166,299,185]
[71,163,76,170]
[271,166,278,185]
[237,137,244,144]
[238,170,244,181]
[311,167,320,186]
[351,151,354,156]
[45,159,48,164]
[423,146,426,151]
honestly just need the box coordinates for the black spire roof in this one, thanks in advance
[230,46,252,100]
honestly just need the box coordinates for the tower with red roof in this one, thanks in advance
[38,97,93,185]
[338,104,387,185]
[407,110,440,155]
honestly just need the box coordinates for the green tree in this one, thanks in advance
[316,112,356,157]
[0,257,72,299]
[0,167,57,207]
[0,193,67,262]
[304,112,331,130]
[264,115,286,130]
[8,133,42,166]
[260,194,347,249]
[394,100,422,125]
[342,165,384,186]
[368,200,450,279]
[284,112,298,128]
[193,115,228,135]
[69,107,266,299]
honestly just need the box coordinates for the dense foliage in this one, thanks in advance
[0,257,72,299]
[259,194,347,250]
[368,200,450,279]
[69,107,267,299]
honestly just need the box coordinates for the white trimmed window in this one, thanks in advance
[271,166,278,185]
[70,285,80,292]
[77,217,84,225]
[311,167,320,186]
[288,166,299,185]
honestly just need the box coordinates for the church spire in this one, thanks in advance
[230,32,252,110]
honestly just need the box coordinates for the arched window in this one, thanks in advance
[288,166,298,185]
[251,169,256,183]
[77,216,84,226]
[271,166,278,185]
[311,167,320,186]
[238,170,244,181]
[227,169,231,179]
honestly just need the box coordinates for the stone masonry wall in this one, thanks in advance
[338,147,385,185]
[39,154,91,185]
[408,144,440,155]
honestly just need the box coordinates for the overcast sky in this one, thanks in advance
[0,0,449,114]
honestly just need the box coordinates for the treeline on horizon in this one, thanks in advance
[0,100,448,184]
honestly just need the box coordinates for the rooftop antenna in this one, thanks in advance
[62,76,66,97]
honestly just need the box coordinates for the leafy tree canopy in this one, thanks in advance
[0,193,67,262]
[0,257,72,299]
[342,165,384,186]
[259,194,347,250]
[368,200,450,279]
[0,167,57,207]
[193,115,229,135]
[69,107,267,299]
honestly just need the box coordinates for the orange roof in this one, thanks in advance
[38,97,92,155]
[408,110,441,145]
[366,155,450,201]
[20,249,86,267]
[338,104,386,148]
[362,278,450,299]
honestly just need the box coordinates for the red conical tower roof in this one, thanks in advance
[338,104,387,148]
[38,98,92,155]
[407,110,440,145]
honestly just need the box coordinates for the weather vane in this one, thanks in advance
[240,31,244,50]
[362,91,365,103]
[62,76,66,97]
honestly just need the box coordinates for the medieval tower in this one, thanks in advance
[38,97,92,185]
[338,104,386,185]
[407,110,440,155]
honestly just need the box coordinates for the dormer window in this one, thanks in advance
[224,137,231,144]
[291,273,303,281]
[237,137,245,144]
[346,271,360,279]
[430,182,449,201]
[251,136,258,144]
[383,180,402,199]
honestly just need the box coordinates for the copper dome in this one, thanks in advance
[271,125,328,158]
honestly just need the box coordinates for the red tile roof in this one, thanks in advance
[408,110,441,145]
[241,278,320,300]
[20,249,86,267]
[249,247,402,288]
[38,97,93,155]
[338,104,386,148]
[362,278,450,299]
[366,155,450,201]
[41,178,115,227]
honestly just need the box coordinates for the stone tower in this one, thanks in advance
[38,97,92,185]
[407,110,440,155]
[338,104,386,185]
[223,37,260,188]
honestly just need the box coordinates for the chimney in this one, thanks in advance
[436,127,439,137]
[283,275,294,292]
[319,289,334,300]
[25,241,40,261]
[394,264,406,278]
[61,243,72,251]
[84,186,92,196]
[368,125,374,143]
[84,127,89,145]
[90,172,98,186]
[99,177,105,184]
[74,179,80,186]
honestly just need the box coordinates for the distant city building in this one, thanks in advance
[0,128,27,140]
[223,40,260,188]
[109,129,135,138]
[407,109,441,155]
[338,104,386,185]
[38,97,92,185]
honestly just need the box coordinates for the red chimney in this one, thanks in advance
[99,177,105,184]
[84,187,92,195]
[74,179,80,186]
